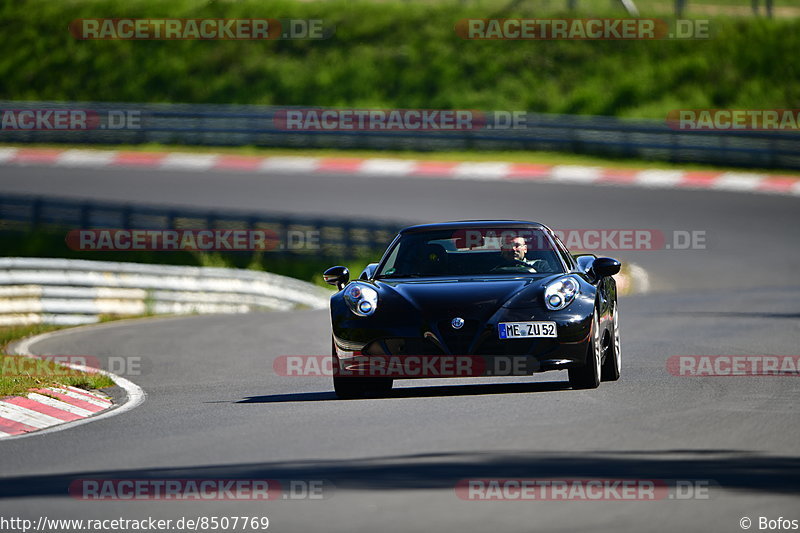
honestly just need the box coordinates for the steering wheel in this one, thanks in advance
[490,260,537,273]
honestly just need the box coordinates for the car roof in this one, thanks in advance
[400,220,549,234]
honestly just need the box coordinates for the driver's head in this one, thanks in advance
[501,236,527,262]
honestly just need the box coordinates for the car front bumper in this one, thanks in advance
[332,304,594,378]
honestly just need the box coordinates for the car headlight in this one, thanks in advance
[544,276,580,311]
[343,283,378,317]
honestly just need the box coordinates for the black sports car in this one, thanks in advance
[323,221,621,399]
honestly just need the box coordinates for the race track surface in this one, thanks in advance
[1,163,798,533]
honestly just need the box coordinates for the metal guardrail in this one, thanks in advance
[0,193,392,325]
[2,101,799,170]
[0,257,331,326]
[0,194,404,259]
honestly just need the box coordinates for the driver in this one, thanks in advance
[498,235,548,272]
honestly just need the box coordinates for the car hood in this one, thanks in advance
[376,276,551,322]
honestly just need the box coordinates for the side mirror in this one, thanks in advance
[323,266,350,290]
[359,263,379,280]
[592,257,621,278]
[574,254,596,274]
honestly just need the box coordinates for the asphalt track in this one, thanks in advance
[1,163,799,533]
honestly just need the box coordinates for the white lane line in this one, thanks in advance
[0,429,11,437]
[159,153,219,171]
[635,169,686,188]
[259,157,319,172]
[550,165,602,183]
[27,393,94,417]
[453,162,512,180]
[0,402,64,428]
[56,150,117,167]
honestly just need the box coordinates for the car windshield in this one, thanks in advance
[376,227,564,278]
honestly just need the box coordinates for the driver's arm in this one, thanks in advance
[528,258,551,272]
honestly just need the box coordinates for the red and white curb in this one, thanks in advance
[1,147,799,197]
[0,323,146,440]
[0,385,112,437]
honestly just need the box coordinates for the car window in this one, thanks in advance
[376,228,564,278]
[552,234,576,271]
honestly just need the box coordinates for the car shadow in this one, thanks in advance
[236,380,571,403]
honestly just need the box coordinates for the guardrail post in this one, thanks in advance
[122,205,132,228]
[279,219,290,256]
[80,203,91,228]
[669,130,679,164]
[342,224,354,259]
[31,198,43,229]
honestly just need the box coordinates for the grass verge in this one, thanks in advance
[0,324,114,399]
[0,1,797,119]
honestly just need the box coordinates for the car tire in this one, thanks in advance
[601,303,621,382]
[569,309,602,390]
[331,340,393,399]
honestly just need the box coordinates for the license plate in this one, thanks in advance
[498,321,557,339]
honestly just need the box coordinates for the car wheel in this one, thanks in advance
[601,303,621,382]
[331,340,393,399]
[568,308,601,390]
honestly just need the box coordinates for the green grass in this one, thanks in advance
[0,324,115,398]
[634,0,799,15]
[0,323,64,351]
[0,0,797,119]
